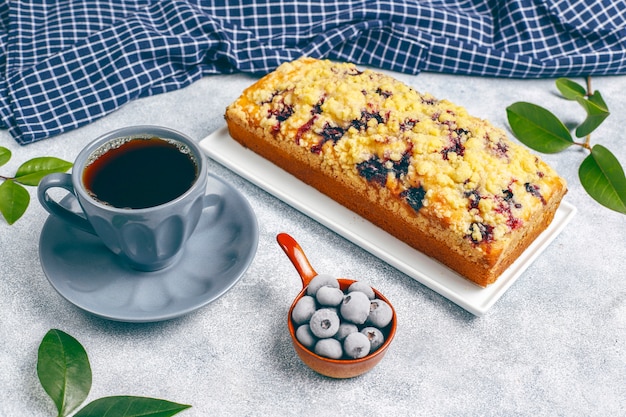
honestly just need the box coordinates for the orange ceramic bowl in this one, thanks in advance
[278,233,397,379]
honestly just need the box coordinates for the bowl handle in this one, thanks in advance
[276,233,318,288]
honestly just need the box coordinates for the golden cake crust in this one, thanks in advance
[225,57,567,287]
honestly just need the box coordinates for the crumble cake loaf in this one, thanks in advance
[225,57,567,287]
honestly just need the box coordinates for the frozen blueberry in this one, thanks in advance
[291,295,316,325]
[361,327,385,352]
[295,324,317,349]
[316,285,344,306]
[314,338,343,359]
[340,291,371,324]
[366,299,393,328]
[333,322,359,342]
[306,274,340,297]
[309,308,340,338]
[343,331,371,359]
[348,281,375,299]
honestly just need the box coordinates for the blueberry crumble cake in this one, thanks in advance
[225,57,567,286]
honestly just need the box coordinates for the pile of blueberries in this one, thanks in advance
[292,274,393,360]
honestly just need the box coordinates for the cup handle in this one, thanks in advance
[37,173,96,235]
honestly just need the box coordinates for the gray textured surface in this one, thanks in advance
[1,68,625,416]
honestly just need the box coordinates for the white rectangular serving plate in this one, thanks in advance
[200,126,577,316]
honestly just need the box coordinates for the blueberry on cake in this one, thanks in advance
[225,57,567,287]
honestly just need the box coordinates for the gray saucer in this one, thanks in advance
[39,173,258,322]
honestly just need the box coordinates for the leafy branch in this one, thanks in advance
[0,147,73,224]
[506,77,626,214]
[37,329,191,417]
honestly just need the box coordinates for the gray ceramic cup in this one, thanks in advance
[38,125,216,271]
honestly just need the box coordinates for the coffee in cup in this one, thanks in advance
[83,136,198,209]
[38,125,217,271]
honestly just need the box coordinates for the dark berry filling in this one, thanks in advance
[262,89,286,105]
[357,152,424,213]
[401,186,426,212]
[265,93,294,133]
[357,157,388,186]
[501,187,522,209]
[350,111,385,131]
[311,124,345,154]
[295,117,317,145]
[376,88,393,99]
[312,98,325,115]
[484,134,510,159]
[441,136,465,160]
[441,128,469,160]
[466,222,494,244]
[494,140,509,158]
[393,151,412,178]
[505,212,523,230]
[400,118,418,131]
[357,150,412,186]
[464,189,481,210]
[502,188,514,202]
[269,104,294,122]
[525,182,546,205]
[496,188,523,230]
[321,124,344,142]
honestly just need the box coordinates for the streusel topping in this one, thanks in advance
[229,57,565,245]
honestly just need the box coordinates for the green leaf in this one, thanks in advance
[575,91,610,138]
[37,329,92,417]
[14,156,73,186]
[506,102,574,153]
[74,396,191,417]
[0,146,10,167]
[556,78,587,100]
[0,180,30,225]
[579,145,626,214]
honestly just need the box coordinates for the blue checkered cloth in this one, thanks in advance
[1,0,625,144]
